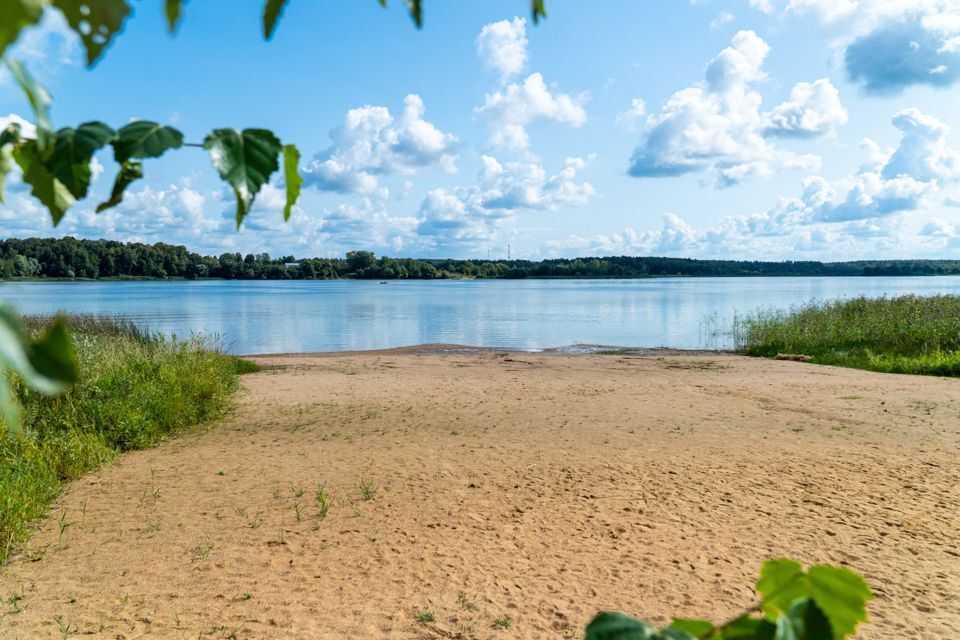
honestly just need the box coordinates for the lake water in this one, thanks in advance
[1,277,959,354]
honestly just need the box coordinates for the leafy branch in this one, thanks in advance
[0,0,545,231]
[584,559,872,640]
[0,58,297,228]
[0,306,76,432]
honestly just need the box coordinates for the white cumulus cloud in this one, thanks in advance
[627,30,847,187]
[413,155,596,253]
[764,78,849,138]
[476,72,587,152]
[476,17,528,82]
[303,94,458,196]
[566,107,960,260]
[761,0,960,94]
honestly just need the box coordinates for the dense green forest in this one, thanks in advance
[2,237,960,281]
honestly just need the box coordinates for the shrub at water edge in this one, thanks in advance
[0,315,253,562]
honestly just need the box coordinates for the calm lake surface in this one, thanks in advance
[2,277,959,354]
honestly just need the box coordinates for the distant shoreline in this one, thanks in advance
[3,238,959,280]
[4,272,960,284]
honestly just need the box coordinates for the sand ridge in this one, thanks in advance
[0,351,958,639]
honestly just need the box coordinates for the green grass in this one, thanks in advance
[1,315,256,562]
[358,475,377,500]
[414,610,435,624]
[315,482,331,520]
[733,295,960,376]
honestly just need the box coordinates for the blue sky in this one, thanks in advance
[2,0,960,260]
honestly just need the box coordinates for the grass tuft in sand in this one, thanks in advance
[0,315,250,562]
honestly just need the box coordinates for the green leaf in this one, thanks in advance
[112,120,183,163]
[772,615,798,640]
[756,559,808,622]
[26,316,78,389]
[164,0,183,33]
[783,598,833,640]
[262,0,289,39]
[807,565,871,640]
[532,0,547,23]
[670,619,715,637]
[0,307,76,432]
[717,616,776,640]
[0,0,47,58]
[13,140,75,225]
[0,145,12,203]
[585,612,658,640]
[406,0,422,27]
[281,143,301,221]
[48,121,115,199]
[52,0,131,67]
[96,159,142,212]
[203,128,282,228]
[0,123,22,148]
[3,57,53,153]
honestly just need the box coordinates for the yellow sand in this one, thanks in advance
[1,349,958,639]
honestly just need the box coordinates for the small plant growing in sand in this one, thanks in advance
[143,513,163,533]
[55,616,75,639]
[294,502,304,522]
[415,610,436,624]
[191,538,214,563]
[56,509,74,550]
[236,507,263,529]
[584,559,871,640]
[315,483,331,520]
[457,592,477,612]
[6,592,24,614]
[290,483,305,498]
[494,615,512,629]
[359,476,377,500]
[149,470,161,501]
[345,497,363,518]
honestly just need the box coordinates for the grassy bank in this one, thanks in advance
[0,316,253,562]
[734,294,960,376]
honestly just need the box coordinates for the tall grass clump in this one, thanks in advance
[734,294,960,376]
[1,315,253,561]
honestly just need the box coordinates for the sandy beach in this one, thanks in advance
[1,349,958,639]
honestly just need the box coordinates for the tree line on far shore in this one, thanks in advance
[2,236,960,281]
